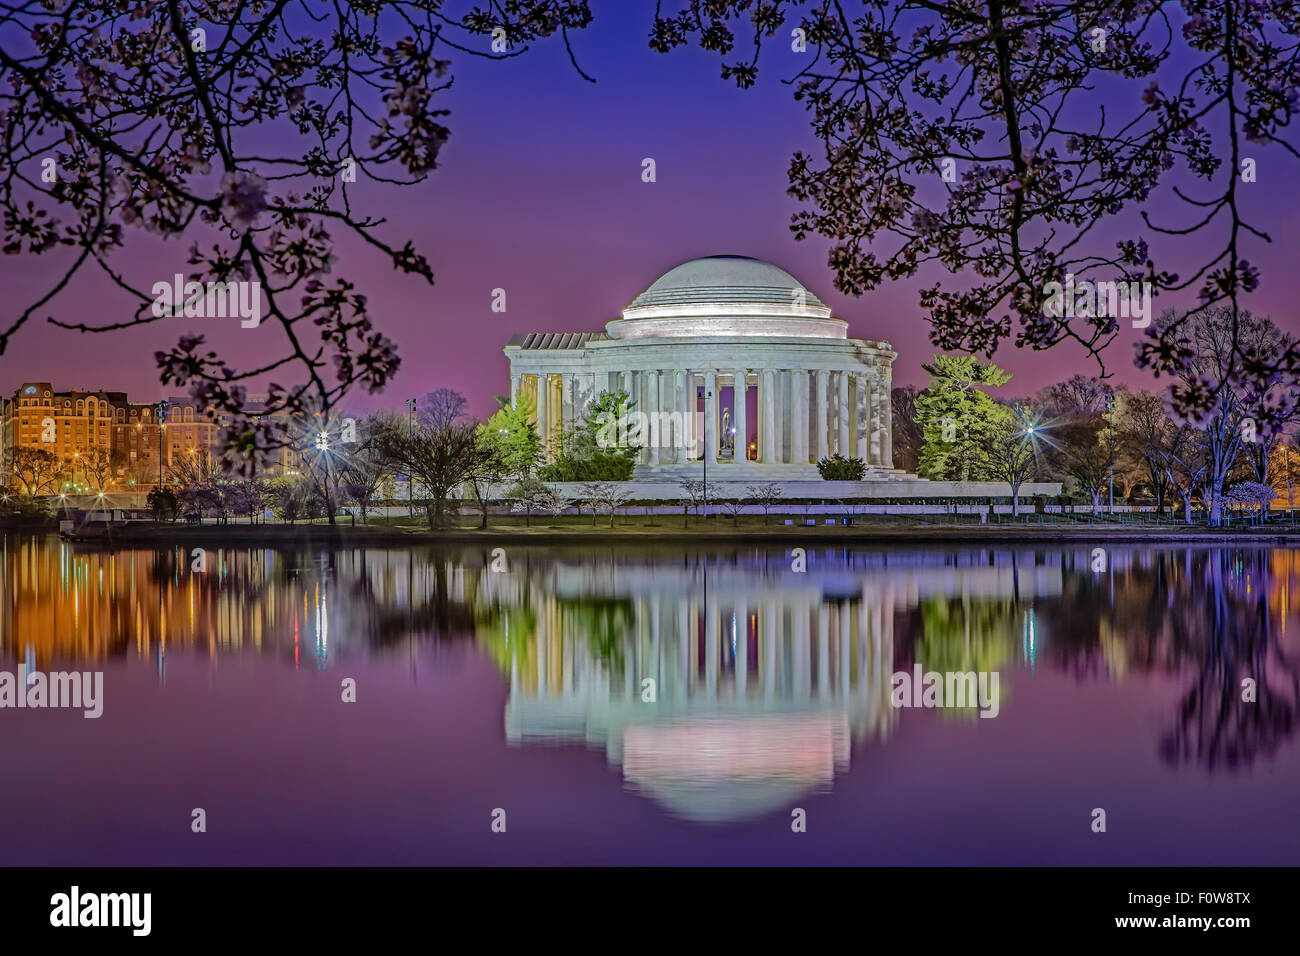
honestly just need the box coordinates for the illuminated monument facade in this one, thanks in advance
[504,255,905,480]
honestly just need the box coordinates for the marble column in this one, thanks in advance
[562,372,574,439]
[881,369,893,468]
[705,371,719,463]
[869,374,886,467]
[775,371,786,463]
[792,371,808,464]
[733,369,747,464]
[868,374,878,465]
[535,373,549,461]
[510,373,521,409]
[854,373,869,463]
[646,369,660,465]
[815,369,829,462]
[838,370,851,456]
[761,369,777,463]
[658,368,674,464]
[678,370,693,462]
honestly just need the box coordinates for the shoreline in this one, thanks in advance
[12,521,1300,547]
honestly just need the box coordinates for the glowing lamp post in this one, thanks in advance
[403,397,417,518]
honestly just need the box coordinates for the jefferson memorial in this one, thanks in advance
[504,255,906,480]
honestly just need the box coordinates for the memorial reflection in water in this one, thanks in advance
[476,550,1058,821]
[3,537,1297,828]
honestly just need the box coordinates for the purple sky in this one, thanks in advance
[2,3,1297,419]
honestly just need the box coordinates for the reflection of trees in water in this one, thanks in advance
[475,603,538,673]
[913,596,1016,675]
[560,597,634,669]
[1043,553,1134,681]
[1043,549,1300,771]
[1157,550,1299,771]
[900,594,1017,720]
[15,543,1300,769]
[341,548,478,648]
[475,594,632,673]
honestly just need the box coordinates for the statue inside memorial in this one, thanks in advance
[720,407,734,457]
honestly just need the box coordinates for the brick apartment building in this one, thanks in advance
[1,382,219,491]
[1,383,303,493]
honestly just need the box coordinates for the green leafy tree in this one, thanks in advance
[914,355,1013,481]
[480,394,541,481]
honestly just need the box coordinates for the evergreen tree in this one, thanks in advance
[539,390,639,481]
[914,355,1013,481]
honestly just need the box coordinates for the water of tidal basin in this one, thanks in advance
[2,535,1298,866]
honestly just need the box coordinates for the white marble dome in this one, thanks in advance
[606,255,848,340]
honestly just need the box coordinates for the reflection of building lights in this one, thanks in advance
[1023,609,1037,674]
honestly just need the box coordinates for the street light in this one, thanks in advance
[702,383,712,514]
[156,400,167,491]
[403,397,417,518]
[1105,394,1115,514]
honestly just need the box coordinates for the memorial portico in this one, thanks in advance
[504,256,902,480]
